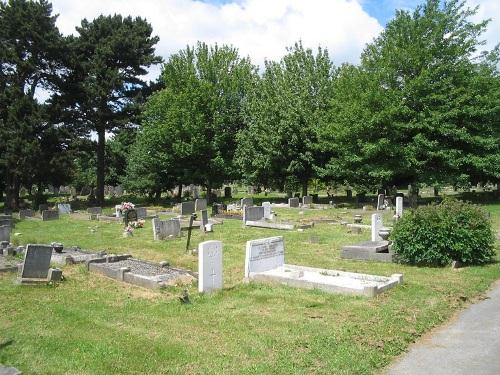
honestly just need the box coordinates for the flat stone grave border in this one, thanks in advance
[0,256,21,273]
[341,240,394,262]
[51,247,107,265]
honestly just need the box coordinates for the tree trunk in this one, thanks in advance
[206,182,212,204]
[302,180,308,197]
[96,127,106,206]
[177,184,183,202]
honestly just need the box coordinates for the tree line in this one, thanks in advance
[1,0,499,210]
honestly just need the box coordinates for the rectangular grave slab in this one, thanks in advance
[0,226,10,242]
[152,218,181,240]
[87,207,103,215]
[240,198,253,207]
[181,201,195,216]
[57,203,71,214]
[195,199,207,212]
[19,209,34,219]
[245,236,284,278]
[341,240,393,262]
[42,210,59,221]
[198,240,223,293]
[244,221,295,230]
[51,247,106,265]
[243,206,265,223]
[288,197,299,208]
[302,196,313,205]
[18,244,53,283]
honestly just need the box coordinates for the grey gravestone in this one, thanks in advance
[181,201,195,216]
[224,186,232,198]
[195,198,207,212]
[135,207,147,219]
[346,189,353,199]
[371,213,383,241]
[288,197,299,208]
[0,219,12,228]
[341,240,393,262]
[200,210,208,231]
[302,196,313,205]
[152,218,181,240]
[395,196,403,219]
[87,207,102,215]
[38,204,49,213]
[241,198,253,207]
[19,209,34,219]
[19,244,53,281]
[0,226,10,243]
[377,194,385,210]
[124,209,137,226]
[198,240,223,293]
[42,210,59,221]
[243,206,265,223]
[57,203,71,214]
[262,202,272,219]
[245,236,284,278]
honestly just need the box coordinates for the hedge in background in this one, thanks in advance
[391,199,495,266]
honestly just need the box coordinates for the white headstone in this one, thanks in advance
[262,202,272,219]
[245,236,284,278]
[57,203,71,214]
[115,205,122,218]
[395,197,403,219]
[371,213,383,241]
[198,240,223,293]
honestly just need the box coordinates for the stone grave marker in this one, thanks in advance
[0,216,13,228]
[200,210,208,232]
[19,209,34,219]
[288,197,299,208]
[195,198,207,211]
[42,210,59,221]
[198,240,223,293]
[124,209,137,226]
[57,203,71,214]
[224,186,232,198]
[18,244,53,282]
[302,196,313,205]
[245,236,284,278]
[243,206,265,223]
[0,226,10,243]
[241,197,253,207]
[38,204,49,213]
[135,207,147,219]
[87,207,102,215]
[115,205,122,218]
[395,196,403,219]
[181,201,195,216]
[152,218,181,240]
[262,202,272,219]
[371,213,383,241]
[377,194,385,210]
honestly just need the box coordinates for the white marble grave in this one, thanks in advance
[57,203,71,214]
[198,240,223,293]
[371,213,383,241]
[395,196,403,219]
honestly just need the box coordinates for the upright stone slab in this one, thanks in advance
[224,186,232,198]
[19,209,34,219]
[0,226,10,243]
[302,196,313,205]
[115,205,122,218]
[181,201,195,216]
[241,197,253,207]
[87,207,103,215]
[19,244,53,281]
[245,236,284,278]
[195,199,207,211]
[135,207,147,219]
[262,202,272,219]
[57,203,71,214]
[42,210,59,221]
[288,197,299,208]
[377,194,385,210]
[243,206,265,223]
[124,209,137,226]
[38,204,49,213]
[200,210,208,231]
[152,218,181,240]
[395,196,403,219]
[198,240,223,293]
[371,213,383,241]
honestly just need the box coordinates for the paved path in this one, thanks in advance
[386,282,500,375]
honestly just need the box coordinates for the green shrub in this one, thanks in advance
[391,199,495,266]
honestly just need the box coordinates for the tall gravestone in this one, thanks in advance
[288,197,299,208]
[371,213,383,241]
[198,240,223,293]
[262,202,272,219]
[377,194,385,210]
[42,210,59,221]
[200,210,209,232]
[18,244,53,282]
[346,189,353,199]
[195,199,207,212]
[395,197,403,219]
[181,201,195,216]
[245,236,285,278]
[241,198,253,207]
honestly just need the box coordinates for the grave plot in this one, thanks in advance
[245,236,402,297]
[0,255,21,273]
[87,255,196,290]
[51,246,107,265]
[243,205,296,230]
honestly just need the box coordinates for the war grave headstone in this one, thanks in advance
[395,196,403,219]
[302,196,313,205]
[240,197,253,207]
[41,210,59,221]
[245,236,402,297]
[17,244,55,283]
[0,226,11,243]
[19,209,34,219]
[195,198,207,212]
[152,217,181,240]
[181,201,195,216]
[371,213,383,241]
[87,255,196,290]
[288,197,299,208]
[198,240,223,293]
[57,203,71,214]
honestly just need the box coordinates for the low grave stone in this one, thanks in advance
[302,196,313,205]
[181,201,195,216]
[241,197,253,207]
[243,206,265,224]
[288,197,299,208]
[152,218,181,240]
[124,209,138,226]
[198,240,223,293]
[262,202,272,219]
[87,207,102,215]
[195,199,207,211]
[18,244,53,283]
[42,210,59,221]
[341,240,393,262]
[135,207,147,219]
[0,226,10,243]
[0,256,21,273]
[38,204,49,213]
[115,205,122,218]
[51,246,106,265]
[19,209,34,219]
[57,203,71,214]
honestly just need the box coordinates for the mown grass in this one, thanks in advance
[0,203,499,374]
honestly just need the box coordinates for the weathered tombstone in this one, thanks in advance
[135,207,147,219]
[152,218,181,240]
[18,244,53,282]
[38,204,49,213]
[241,197,253,207]
[262,202,272,219]
[0,226,10,243]
[224,186,232,198]
[181,201,195,216]
[395,196,403,219]
[19,209,34,219]
[115,205,122,218]
[288,197,299,208]
[377,194,385,210]
[87,207,102,215]
[200,210,208,232]
[57,203,71,214]
[302,196,313,205]
[42,210,59,221]
[243,206,265,223]
[124,209,138,226]
[195,198,207,212]
[346,189,353,199]
[245,236,284,278]
[371,213,383,241]
[198,240,223,293]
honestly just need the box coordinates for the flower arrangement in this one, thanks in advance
[129,220,144,229]
[123,225,134,238]
[120,202,135,211]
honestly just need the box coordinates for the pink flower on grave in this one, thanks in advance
[120,202,135,210]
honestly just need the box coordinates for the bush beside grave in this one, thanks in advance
[391,199,495,266]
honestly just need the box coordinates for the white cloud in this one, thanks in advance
[50,0,383,80]
[468,0,500,53]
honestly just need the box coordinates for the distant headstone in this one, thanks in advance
[195,199,207,212]
[87,207,102,215]
[38,204,49,213]
[198,240,223,293]
[346,189,352,199]
[135,207,147,219]
[224,186,232,198]
[42,210,59,221]
[302,196,313,205]
[124,209,137,226]
[181,201,195,216]
[241,197,253,207]
[19,244,52,281]
[0,226,10,243]
[200,209,208,231]
[115,185,124,196]
[152,218,181,240]
[19,209,34,219]
[115,205,122,218]
[244,206,265,223]
[57,203,71,214]
[377,194,385,210]
[262,202,272,219]
[245,236,284,278]
[395,196,403,219]
[371,213,383,241]
[288,197,299,208]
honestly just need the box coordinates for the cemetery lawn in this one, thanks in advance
[1,205,499,375]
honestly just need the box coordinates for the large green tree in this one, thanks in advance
[236,42,334,196]
[56,14,161,205]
